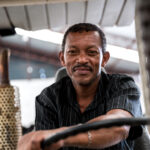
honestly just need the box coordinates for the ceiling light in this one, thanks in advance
[107,45,139,63]
[15,28,63,44]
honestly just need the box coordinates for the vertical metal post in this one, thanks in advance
[0,48,10,86]
[135,0,150,132]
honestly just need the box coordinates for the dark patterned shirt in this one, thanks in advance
[35,72,142,150]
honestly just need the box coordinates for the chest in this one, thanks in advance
[58,100,106,126]
[78,97,93,113]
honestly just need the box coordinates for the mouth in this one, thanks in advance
[73,66,92,75]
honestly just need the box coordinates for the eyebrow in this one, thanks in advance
[68,45,78,49]
[68,45,99,48]
[86,45,99,49]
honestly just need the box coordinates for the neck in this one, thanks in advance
[72,76,100,112]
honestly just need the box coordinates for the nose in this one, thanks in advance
[76,52,88,64]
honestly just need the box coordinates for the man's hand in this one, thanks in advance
[17,128,65,150]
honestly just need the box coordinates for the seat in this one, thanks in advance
[55,67,67,82]
[55,67,150,150]
[134,127,150,150]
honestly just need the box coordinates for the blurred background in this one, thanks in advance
[0,0,144,132]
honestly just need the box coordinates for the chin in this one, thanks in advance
[72,75,100,86]
[78,82,92,86]
[77,79,94,86]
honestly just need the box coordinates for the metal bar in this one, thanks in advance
[0,0,86,7]
[41,117,150,149]
[0,48,10,86]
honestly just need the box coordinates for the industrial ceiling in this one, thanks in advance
[0,0,135,31]
[0,0,139,74]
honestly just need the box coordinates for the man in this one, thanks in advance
[17,23,142,150]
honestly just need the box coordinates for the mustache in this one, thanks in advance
[72,64,93,72]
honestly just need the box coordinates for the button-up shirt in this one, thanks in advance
[35,72,142,150]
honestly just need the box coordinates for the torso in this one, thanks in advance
[35,72,142,150]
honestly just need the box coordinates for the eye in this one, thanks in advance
[67,50,78,55]
[87,50,99,56]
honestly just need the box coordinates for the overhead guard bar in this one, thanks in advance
[0,0,86,7]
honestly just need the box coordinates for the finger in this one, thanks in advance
[31,140,41,150]
[44,140,64,150]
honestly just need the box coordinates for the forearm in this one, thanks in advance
[63,109,131,149]
[63,126,128,149]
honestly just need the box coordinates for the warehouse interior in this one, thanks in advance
[0,0,149,140]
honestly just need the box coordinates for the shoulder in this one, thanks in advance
[103,72,134,83]
[36,76,71,106]
[104,73,142,117]
[101,72,140,95]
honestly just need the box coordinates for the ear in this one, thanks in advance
[102,51,110,67]
[59,51,66,66]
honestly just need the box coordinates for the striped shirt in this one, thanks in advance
[35,72,142,150]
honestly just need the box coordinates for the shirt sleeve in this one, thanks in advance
[35,88,59,130]
[106,75,143,139]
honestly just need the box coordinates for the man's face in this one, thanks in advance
[59,31,109,86]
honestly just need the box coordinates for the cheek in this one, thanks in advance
[92,57,101,68]
[65,62,74,77]
[95,63,101,72]
[64,58,74,73]
[91,58,102,73]
[65,55,76,66]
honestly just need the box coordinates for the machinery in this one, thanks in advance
[0,49,22,149]
[0,0,150,149]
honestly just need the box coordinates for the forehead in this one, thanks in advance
[65,31,101,46]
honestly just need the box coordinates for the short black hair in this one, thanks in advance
[62,23,106,53]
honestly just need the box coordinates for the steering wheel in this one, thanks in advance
[41,117,150,149]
